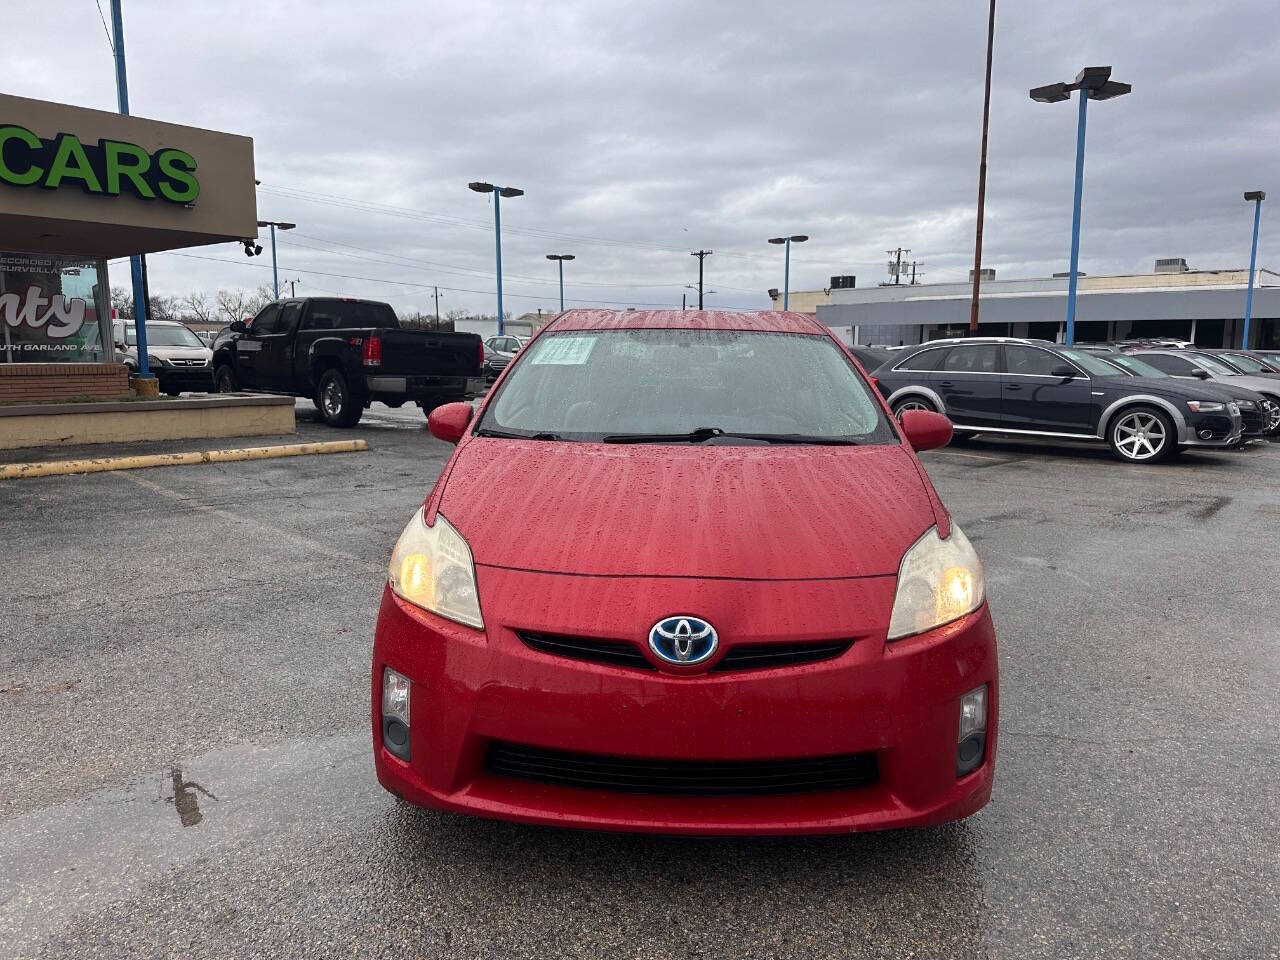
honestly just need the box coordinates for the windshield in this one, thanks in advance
[1057,348,1125,377]
[1104,354,1167,378]
[478,329,896,443]
[1216,353,1270,373]
[1191,353,1237,375]
[125,325,203,348]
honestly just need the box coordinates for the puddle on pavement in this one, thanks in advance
[0,732,376,959]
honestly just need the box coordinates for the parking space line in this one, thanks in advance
[116,470,379,569]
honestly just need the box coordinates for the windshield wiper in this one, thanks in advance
[474,428,562,440]
[601,427,858,445]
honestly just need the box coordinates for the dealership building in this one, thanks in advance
[0,92,294,448]
[1,92,256,396]
[810,261,1279,349]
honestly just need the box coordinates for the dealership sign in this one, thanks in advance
[0,124,199,205]
[0,285,86,339]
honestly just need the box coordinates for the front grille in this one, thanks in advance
[1239,406,1264,434]
[518,631,653,669]
[517,631,853,672]
[712,639,853,671]
[485,741,879,796]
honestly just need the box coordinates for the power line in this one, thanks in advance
[93,0,114,51]
[150,250,754,310]
[256,184,793,265]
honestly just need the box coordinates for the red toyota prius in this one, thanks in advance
[372,310,997,835]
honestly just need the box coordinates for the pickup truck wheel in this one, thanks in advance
[316,369,362,427]
[214,365,238,392]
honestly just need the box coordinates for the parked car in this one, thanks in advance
[1127,349,1280,437]
[373,310,997,834]
[1196,349,1280,377]
[481,335,522,382]
[1080,348,1278,437]
[113,319,214,396]
[849,345,892,371]
[872,337,1243,463]
[212,297,486,426]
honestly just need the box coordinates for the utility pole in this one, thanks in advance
[690,250,713,308]
[886,248,909,285]
[969,0,996,333]
[286,279,299,297]
[433,286,441,326]
[909,261,924,285]
[682,293,687,311]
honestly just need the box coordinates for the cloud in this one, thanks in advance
[6,0,1276,314]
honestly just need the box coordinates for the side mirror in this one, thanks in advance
[899,409,953,452]
[427,402,473,444]
[1191,368,1211,379]
[229,320,247,333]
[1050,364,1077,378]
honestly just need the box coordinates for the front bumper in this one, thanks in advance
[1180,407,1243,447]
[153,365,214,392]
[371,569,998,835]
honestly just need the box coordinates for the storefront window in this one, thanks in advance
[0,253,111,363]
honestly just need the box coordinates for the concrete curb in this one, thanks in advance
[0,439,370,480]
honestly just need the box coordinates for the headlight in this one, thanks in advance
[387,508,484,629]
[887,524,985,640]
[147,355,166,367]
[1236,399,1256,409]
[1186,400,1224,413]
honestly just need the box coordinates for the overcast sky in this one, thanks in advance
[8,0,1278,315]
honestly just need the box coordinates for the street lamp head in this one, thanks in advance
[546,253,575,261]
[1030,82,1071,103]
[1089,80,1131,101]
[1245,190,1266,202]
[562,254,575,261]
[468,181,495,194]
[1074,66,1113,90]
[498,186,524,198]
[768,237,786,245]
[791,235,809,243]
[278,222,296,231]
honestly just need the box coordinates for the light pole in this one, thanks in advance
[256,220,296,299]
[469,181,524,335]
[108,0,153,380]
[1031,66,1131,346]
[1242,191,1266,349]
[767,235,808,309]
[546,254,575,312]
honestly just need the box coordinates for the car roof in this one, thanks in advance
[548,309,827,335]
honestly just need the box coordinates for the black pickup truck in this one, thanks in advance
[211,298,485,426]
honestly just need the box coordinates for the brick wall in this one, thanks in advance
[0,363,131,404]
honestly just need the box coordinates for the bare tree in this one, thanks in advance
[182,291,216,325]
[215,289,255,325]
[148,295,179,323]
[111,286,134,319]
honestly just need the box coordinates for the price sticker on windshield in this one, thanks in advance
[531,336,596,365]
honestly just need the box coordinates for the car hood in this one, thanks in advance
[437,440,937,579]
[151,346,212,359]
[1212,373,1280,395]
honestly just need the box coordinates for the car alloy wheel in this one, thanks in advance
[1112,410,1168,461]
[322,378,345,418]
[892,398,934,422]
[1261,399,1280,434]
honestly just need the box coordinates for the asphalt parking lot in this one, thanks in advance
[2,403,1278,960]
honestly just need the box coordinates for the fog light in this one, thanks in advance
[1198,429,1213,440]
[382,667,411,761]
[957,684,988,777]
